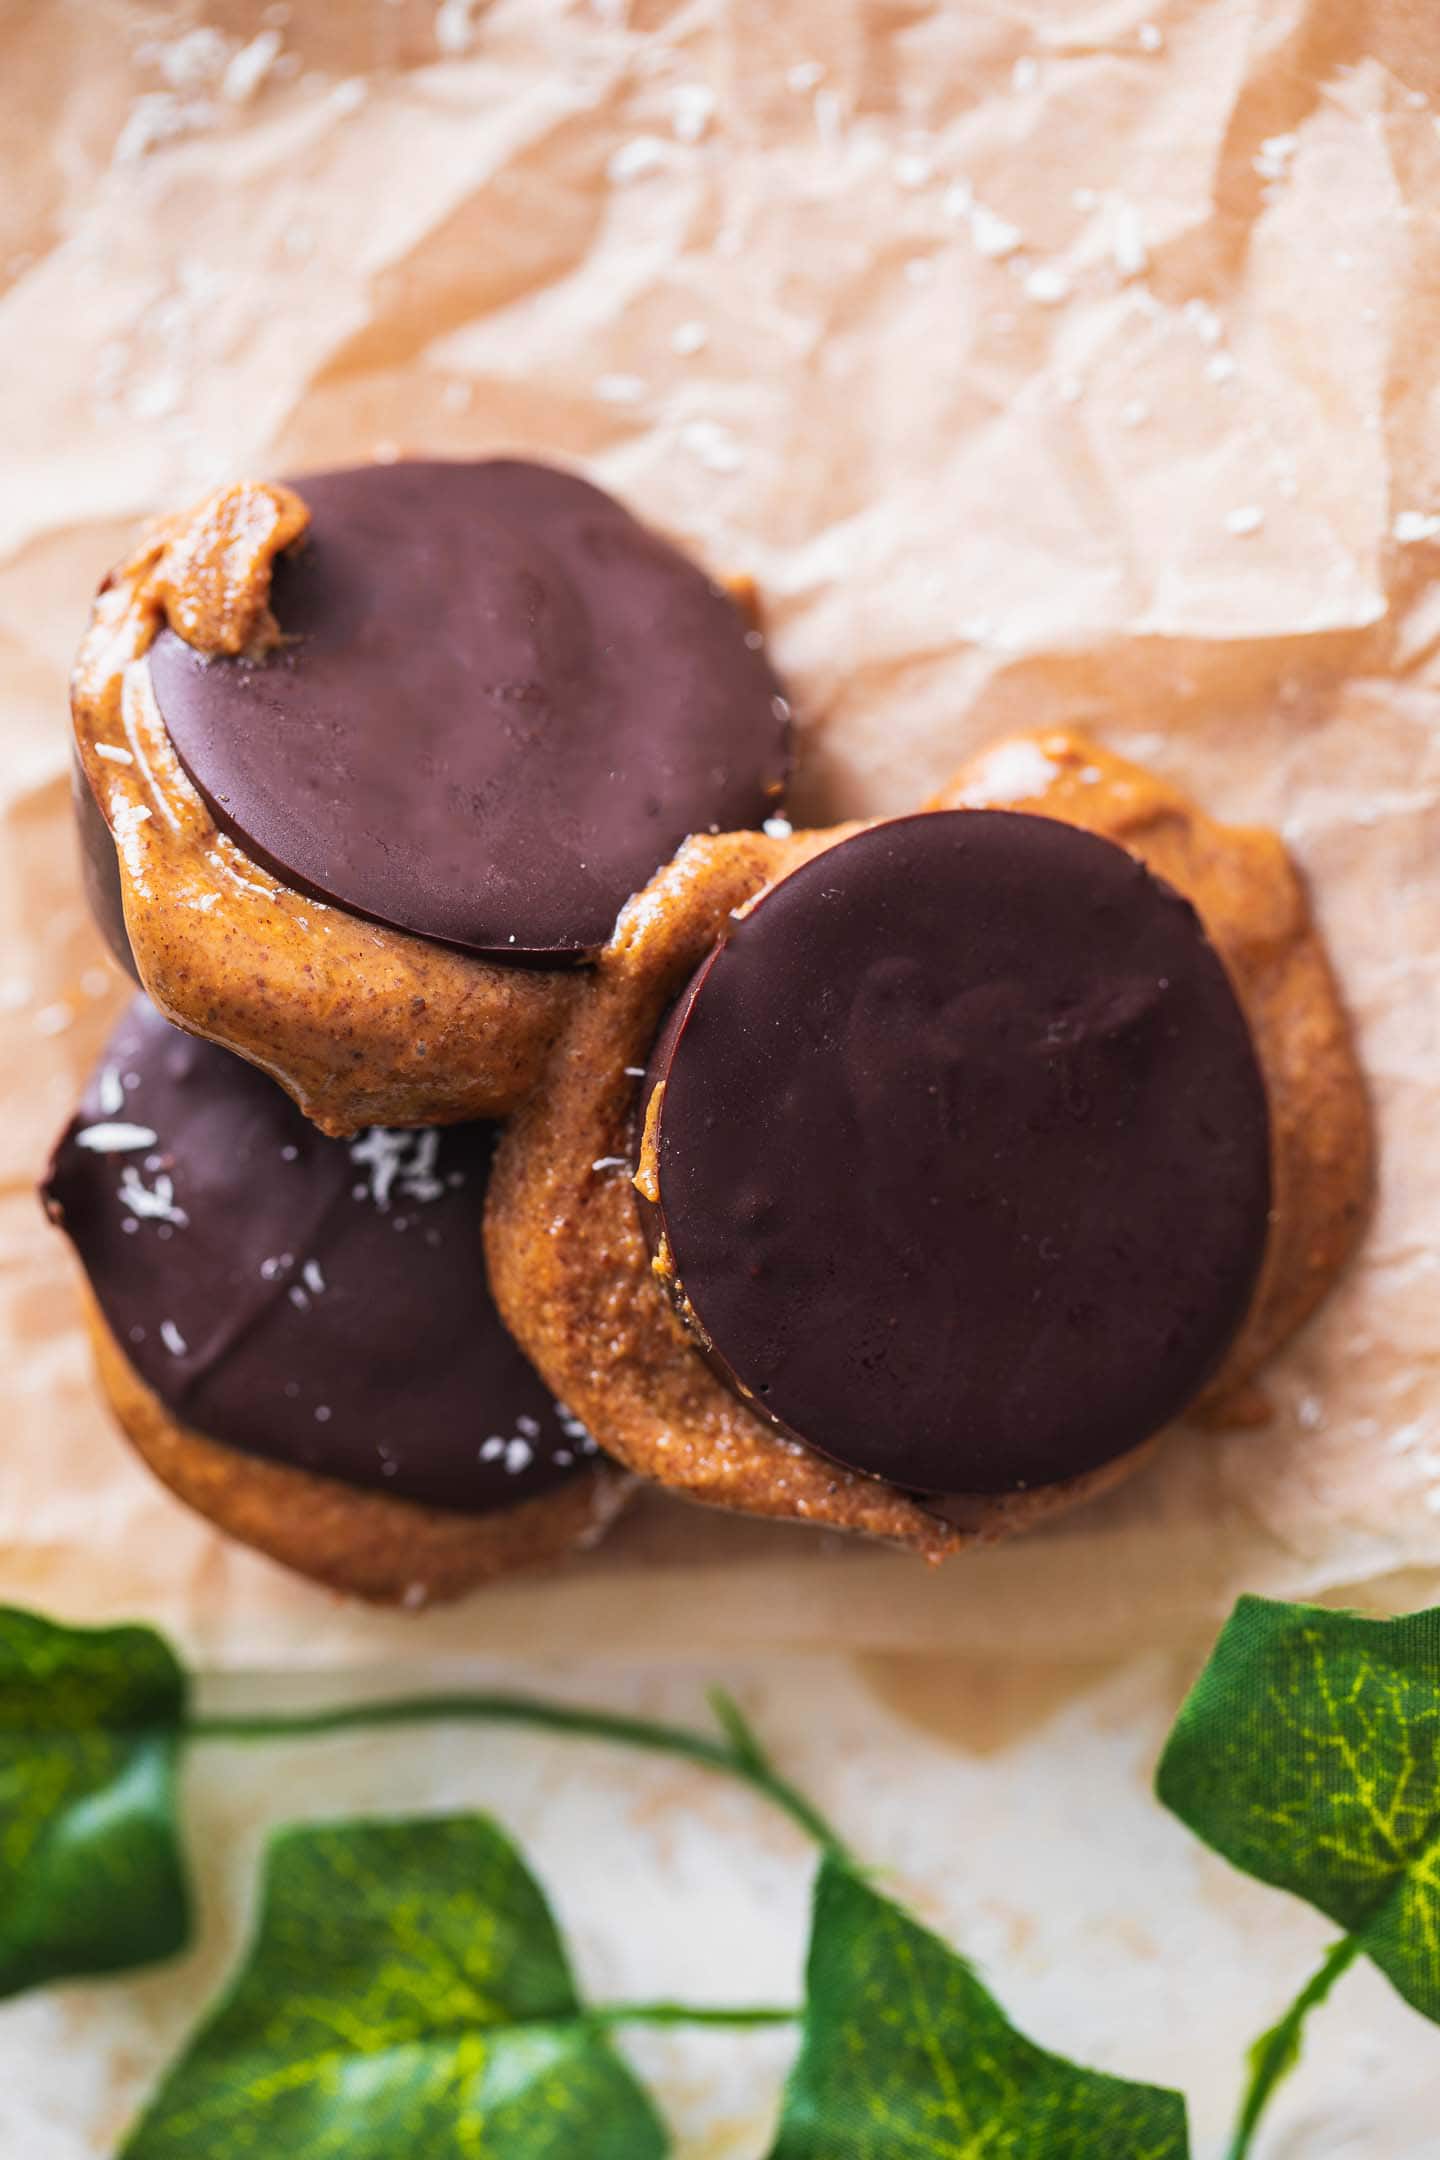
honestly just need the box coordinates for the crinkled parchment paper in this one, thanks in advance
[3,0,1439,1666]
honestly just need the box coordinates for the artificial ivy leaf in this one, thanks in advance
[0,1605,190,1997]
[1157,1593,1440,2021]
[121,1813,669,2159]
[767,1858,1189,2159]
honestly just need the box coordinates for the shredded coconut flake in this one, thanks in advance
[94,742,135,765]
[302,1258,326,1295]
[97,1069,125,1117]
[1225,504,1265,537]
[349,1128,444,1211]
[763,814,794,838]
[671,320,709,355]
[505,1437,534,1474]
[1394,510,1440,544]
[75,1121,159,1154]
[958,740,1059,806]
[118,1167,188,1226]
[159,1319,188,1357]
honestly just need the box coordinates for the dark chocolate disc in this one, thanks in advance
[42,999,600,1510]
[147,459,789,957]
[638,811,1271,1493]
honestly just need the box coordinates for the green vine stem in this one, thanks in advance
[1227,1934,1362,2160]
[588,2003,798,2030]
[188,1685,853,1864]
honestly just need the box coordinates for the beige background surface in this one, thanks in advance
[2,0,1438,2149]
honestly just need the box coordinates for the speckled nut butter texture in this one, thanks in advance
[42,997,603,1514]
[638,811,1272,1494]
[69,463,787,1135]
[484,731,1372,1553]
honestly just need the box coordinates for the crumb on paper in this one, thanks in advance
[670,83,715,144]
[1255,132,1298,182]
[1024,263,1071,305]
[222,29,283,104]
[608,135,668,184]
[435,0,482,56]
[595,373,646,405]
[969,202,1023,259]
[1110,201,1148,278]
[679,418,745,473]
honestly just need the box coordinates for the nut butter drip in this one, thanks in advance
[71,479,578,1136]
[484,731,1371,1555]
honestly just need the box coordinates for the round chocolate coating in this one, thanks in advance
[147,459,788,958]
[42,999,598,1511]
[640,811,1271,1494]
[73,756,139,984]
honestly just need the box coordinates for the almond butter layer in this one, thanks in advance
[86,1293,631,1607]
[71,479,580,1137]
[484,731,1371,1556]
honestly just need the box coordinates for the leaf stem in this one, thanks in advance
[587,2001,799,2030]
[188,1689,853,1861]
[1226,1933,1362,2160]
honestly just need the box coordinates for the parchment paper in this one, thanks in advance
[4,0,1439,1665]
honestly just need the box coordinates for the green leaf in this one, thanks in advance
[1157,1594,1440,2020]
[767,1858,1189,2159]
[0,1606,190,1996]
[121,1813,670,2159]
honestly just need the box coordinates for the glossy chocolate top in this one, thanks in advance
[639,811,1271,1493]
[43,1000,598,1511]
[147,459,788,958]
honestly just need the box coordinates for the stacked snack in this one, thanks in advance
[49,458,1374,1602]
[43,1001,627,1605]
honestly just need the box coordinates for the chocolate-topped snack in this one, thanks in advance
[148,460,788,957]
[484,731,1369,1554]
[42,998,629,1602]
[636,811,1272,1494]
[71,464,788,1134]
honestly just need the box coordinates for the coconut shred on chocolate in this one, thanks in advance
[43,998,598,1512]
[636,810,1273,1495]
[142,459,789,958]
